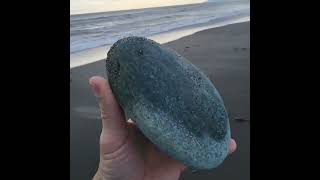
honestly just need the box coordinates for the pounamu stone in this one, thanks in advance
[106,37,231,170]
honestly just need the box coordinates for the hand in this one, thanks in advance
[89,76,237,180]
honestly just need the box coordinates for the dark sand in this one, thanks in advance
[70,21,250,180]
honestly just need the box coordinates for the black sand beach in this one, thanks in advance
[70,22,250,180]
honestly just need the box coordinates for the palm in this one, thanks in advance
[98,122,184,180]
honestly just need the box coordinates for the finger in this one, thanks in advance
[89,76,128,152]
[89,76,127,132]
[228,138,237,154]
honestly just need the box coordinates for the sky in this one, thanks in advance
[70,0,207,14]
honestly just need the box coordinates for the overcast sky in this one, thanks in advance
[70,0,207,14]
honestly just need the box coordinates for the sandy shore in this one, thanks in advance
[70,21,250,180]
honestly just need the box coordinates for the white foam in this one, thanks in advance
[70,16,249,69]
[150,16,250,45]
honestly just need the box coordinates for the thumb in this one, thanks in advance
[89,76,128,154]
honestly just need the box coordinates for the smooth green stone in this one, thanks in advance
[106,37,231,170]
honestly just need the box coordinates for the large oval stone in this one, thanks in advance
[106,37,231,170]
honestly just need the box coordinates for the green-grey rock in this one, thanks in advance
[106,37,231,170]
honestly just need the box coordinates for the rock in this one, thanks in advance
[106,37,231,170]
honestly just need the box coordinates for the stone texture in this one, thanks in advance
[106,37,230,170]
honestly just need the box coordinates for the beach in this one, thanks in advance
[70,21,250,180]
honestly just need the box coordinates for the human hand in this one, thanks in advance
[89,76,237,180]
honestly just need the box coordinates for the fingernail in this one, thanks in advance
[90,83,100,97]
[190,169,198,174]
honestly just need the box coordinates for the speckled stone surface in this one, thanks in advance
[106,37,231,170]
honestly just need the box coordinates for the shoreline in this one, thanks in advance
[70,17,250,69]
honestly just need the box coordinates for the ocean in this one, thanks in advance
[70,0,250,68]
